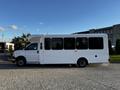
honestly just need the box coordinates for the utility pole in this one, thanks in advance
[2,33,4,42]
[0,27,4,42]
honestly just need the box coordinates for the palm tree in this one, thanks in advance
[11,33,31,50]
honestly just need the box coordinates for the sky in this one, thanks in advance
[0,0,120,41]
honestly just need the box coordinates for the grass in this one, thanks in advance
[110,55,120,63]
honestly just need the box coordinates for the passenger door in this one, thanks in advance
[43,37,76,64]
[43,38,64,64]
[24,43,39,64]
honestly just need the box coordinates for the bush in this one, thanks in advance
[115,39,120,54]
[109,40,114,55]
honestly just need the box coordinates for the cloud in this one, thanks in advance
[39,22,44,25]
[9,24,18,30]
[0,26,5,31]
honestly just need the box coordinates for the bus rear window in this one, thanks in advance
[89,37,103,49]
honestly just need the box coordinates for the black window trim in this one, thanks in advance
[88,37,104,49]
[44,38,51,50]
[75,37,88,50]
[64,37,75,50]
[51,38,63,50]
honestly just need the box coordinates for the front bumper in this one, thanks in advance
[10,56,16,63]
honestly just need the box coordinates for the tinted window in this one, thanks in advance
[89,37,103,49]
[40,43,42,49]
[52,38,63,50]
[76,38,88,49]
[64,38,75,49]
[45,38,51,50]
[25,43,38,50]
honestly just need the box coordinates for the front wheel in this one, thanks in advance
[16,58,26,67]
[77,58,88,67]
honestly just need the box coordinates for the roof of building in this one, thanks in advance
[75,24,120,34]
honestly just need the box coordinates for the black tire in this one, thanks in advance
[77,58,88,67]
[16,57,26,67]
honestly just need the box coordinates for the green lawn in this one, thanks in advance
[110,55,120,63]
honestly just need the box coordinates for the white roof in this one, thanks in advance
[30,34,107,38]
[29,34,108,42]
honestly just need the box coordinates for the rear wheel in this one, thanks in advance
[16,57,26,66]
[77,58,88,67]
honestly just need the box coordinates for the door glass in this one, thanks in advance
[45,38,51,50]
[25,43,38,50]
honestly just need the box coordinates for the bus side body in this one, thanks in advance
[41,34,109,64]
[13,34,109,66]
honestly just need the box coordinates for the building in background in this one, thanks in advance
[6,43,14,51]
[76,24,120,47]
[0,42,14,53]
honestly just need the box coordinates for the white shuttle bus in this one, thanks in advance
[13,34,109,67]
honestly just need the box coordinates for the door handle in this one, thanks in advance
[37,51,39,53]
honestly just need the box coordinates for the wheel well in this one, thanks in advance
[77,57,88,65]
[16,56,26,61]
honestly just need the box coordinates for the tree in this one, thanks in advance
[11,33,31,50]
[115,39,120,54]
